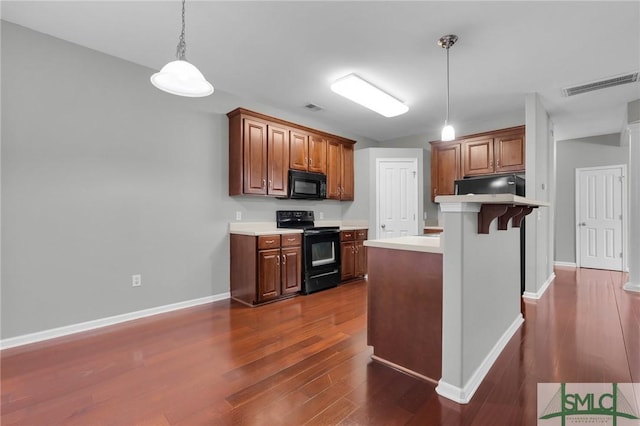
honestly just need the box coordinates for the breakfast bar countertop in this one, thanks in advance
[364,235,442,254]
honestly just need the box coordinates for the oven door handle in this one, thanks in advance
[308,269,339,279]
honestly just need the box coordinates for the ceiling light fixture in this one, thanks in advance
[150,0,213,97]
[438,34,458,141]
[330,74,408,118]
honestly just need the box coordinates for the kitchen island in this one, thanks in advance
[365,236,442,383]
[365,194,548,404]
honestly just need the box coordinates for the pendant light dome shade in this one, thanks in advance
[151,60,214,97]
[151,0,213,98]
[441,123,455,141]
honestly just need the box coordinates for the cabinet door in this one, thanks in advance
[267,125,289,196]
[354,241,367,277]
[327,139,342,200]
[243,119,268,195]
[340,143,355,201]
[495,131,525,173]
[281,246,302,295]
[289,130,309,171]
[258,249,281,302]
[308,135,327,174]
[341,242,355,281]
[431,143,461,201]
[463,137,494,177]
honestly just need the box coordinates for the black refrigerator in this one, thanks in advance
[454,174,526,294]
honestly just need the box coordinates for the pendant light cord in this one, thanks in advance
[445,46,450,125]
[176,0,187,60]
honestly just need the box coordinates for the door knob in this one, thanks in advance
[578,222,586,226]
[381,224,386,229]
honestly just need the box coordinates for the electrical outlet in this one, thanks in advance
[318,212,324,220]
[132,274,142,287]
[236,211,242,221]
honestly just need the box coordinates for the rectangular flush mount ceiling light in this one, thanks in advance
[330,74,409,117]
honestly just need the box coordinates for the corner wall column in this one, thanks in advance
[624,122,640,292]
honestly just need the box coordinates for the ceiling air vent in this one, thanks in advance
[562,72,639,97]
[304,103,323,112]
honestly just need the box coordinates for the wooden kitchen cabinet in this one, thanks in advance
[289,130,328,175]
[340,229,367,281]
[462,127,525,177]
[230,233,302,306]
[327,140,355,201]
[430,125,525,201]
[430,142,461,201]
[308,134,328,174]
[228,108,356,199]
[229,111,289,196]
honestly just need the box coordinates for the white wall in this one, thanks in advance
[1,22,376,339]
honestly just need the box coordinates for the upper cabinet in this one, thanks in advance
[289,131,327,174]
[430,142,461,201]
[228,108,355,200]
[462,128,525,177]
[327,139,354,201]
[430,125,525,201]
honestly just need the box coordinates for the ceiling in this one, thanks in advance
[2,1,639,143]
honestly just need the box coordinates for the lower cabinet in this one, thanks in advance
[231,233,302,306]
[340,229,368,282]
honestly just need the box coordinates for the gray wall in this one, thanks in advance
[524,93,554,296]
[555,133,629,264]
[1,22,375,339]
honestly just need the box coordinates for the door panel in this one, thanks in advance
[289,130,308,171]
[308,135,327,174]
[243,119,267,194]
[431,143,460,200]
[281,247,301,295]
[258,249,281,301]
[463,137,494,176]
[378,160,418,238]
[578,166,624,270]
[267,125,289,196]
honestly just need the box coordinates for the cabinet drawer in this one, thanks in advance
[281,234,301,247]
[258,235,281,250]
[355,229,368,240]
[341,231,355,241]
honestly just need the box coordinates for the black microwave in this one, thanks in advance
[287,170,326,200]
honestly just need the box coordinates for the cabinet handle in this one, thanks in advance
[355,246,359,253]
[262,178,266,188]
[276,255,280,266]
[282,254,286,264]
[496,159,500,167]
[265,239,274,244]
[268,179,272,188]
[309,158,313,166]
[287,237,296,242]
[351,246,355,253]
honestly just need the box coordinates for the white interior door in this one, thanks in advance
[576,165,625,271]
[377,159,419,238]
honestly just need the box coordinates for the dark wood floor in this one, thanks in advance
[2,267,638,425]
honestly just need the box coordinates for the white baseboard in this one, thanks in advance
[554,261,576,268]
[522,272,556,300]
[436,314,524,404]
[0,292,230,350]
[623,281,640,293]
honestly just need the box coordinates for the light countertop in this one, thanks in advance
[435,194,550,207]
[364,235,442,254]
[229,221,368,236]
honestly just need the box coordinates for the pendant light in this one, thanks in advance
[151,0,213,97]
[438,34,458,141]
